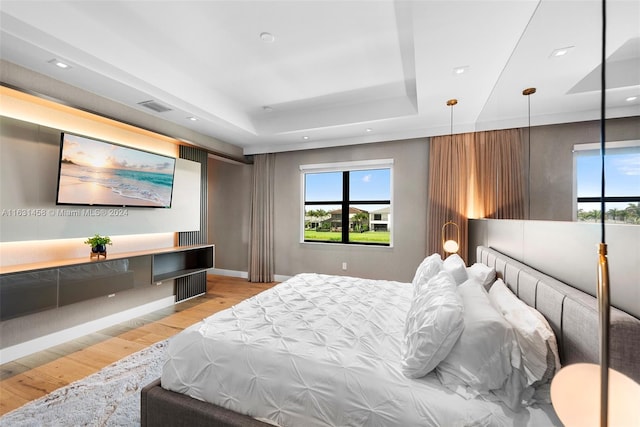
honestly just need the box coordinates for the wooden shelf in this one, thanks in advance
[0,244,214,321]
[0,245,212,275]
[152,246,214,283]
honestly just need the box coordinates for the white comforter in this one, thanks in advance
[162,273,559,427]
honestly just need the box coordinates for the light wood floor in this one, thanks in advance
[0,275,275,416]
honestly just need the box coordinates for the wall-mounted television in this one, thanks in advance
[56,133,176,208]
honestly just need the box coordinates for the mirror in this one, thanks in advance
[478,1,639,222]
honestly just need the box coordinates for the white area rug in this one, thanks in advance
[1,339,168,426]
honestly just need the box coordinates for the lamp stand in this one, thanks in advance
[597,242,610,426]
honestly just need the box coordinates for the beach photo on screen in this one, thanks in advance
[56,133,176,208]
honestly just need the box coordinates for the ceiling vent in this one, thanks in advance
[137,100,173,113]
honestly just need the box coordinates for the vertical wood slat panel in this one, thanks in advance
[176,146,208,301]
[175,271,207,302]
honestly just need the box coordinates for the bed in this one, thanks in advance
[141,246,640,426]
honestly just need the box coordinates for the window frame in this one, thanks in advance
[573,140,640,221]
[300,159,393,246]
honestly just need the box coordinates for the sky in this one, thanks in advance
[304,169,391,214]
[576,148,640,210]
[62,134,175,173]
[305,169,391,202]
[305,149,639,215]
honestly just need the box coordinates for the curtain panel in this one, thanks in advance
[427,133,473,262]
[474,129,525,220]
[427,129,525,262]
[248,153,276,282]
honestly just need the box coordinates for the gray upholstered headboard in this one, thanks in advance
[477,246,640,383]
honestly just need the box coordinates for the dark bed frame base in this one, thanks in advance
[141,378,272,427]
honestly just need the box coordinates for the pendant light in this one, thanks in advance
[446,98,458,139]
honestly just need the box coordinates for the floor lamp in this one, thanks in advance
[441,99,460,259]
[549,0,640,425]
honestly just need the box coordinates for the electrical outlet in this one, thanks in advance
[342,262,347,271]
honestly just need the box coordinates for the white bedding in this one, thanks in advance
[162,273,560,426]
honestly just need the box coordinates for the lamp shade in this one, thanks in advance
[441,221,460,255]
[550,363,640,427]
[443,239,459,254]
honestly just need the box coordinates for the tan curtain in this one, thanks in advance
[427,133,473,263]
[248,153,275,282]
[428,129,525,262]
[474,129,525,219]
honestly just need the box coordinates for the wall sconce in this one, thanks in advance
[441,221,459,255]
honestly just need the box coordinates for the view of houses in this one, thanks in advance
[305,206,390,233]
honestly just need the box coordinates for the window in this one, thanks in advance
[301,160,392,245]
[574,140,640,224]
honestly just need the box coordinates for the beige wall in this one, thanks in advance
[529,116,640,221]
[272,138,428,282]
[208,157,252,273]
[208,138,429,282]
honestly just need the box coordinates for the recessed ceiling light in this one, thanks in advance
[263,106,274,113]
[453,66,469,75]
[187,116,198,121]
[550,46,574,57]
[302,136,309,140]
[48,58,71,69]
[260,32,275,43]
[365,128,373,133]
[626,96,638,102]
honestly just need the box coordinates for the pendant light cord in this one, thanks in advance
[600,0,607,244]
[598,1,609,426]
[450,103,454,139]
[528,95,531,219]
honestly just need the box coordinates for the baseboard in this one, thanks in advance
[210,269,291,283]
[211,268,248,278]
[0,296,176,364]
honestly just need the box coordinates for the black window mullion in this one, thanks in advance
[342,171,349,243]
[350,200,391,205]
[305,200,343,206]
[577,196,640,203]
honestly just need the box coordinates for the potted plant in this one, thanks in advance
[84,234,112,254]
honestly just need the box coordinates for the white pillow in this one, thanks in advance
[466,263,496,289]
[412,253,443,294]
[488,279,561,389]
[436,279,526,410]
[401,271,465,378]
[442,254,468,285]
